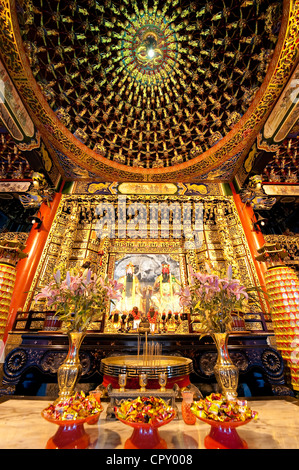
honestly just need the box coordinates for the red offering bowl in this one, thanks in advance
[195,415,253,449]
[42,409,103,449]
[116,414,175,449]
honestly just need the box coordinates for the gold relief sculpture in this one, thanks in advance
[215,204,241,278]
[88,183,111,194]
[118,183,178,195]
[48,245,60,256]
[208,251,224,261]
[264,234,299,262]
[205,232,221,244]
[97,236,110,280]
[56,205,80,267]
[185,184,208,195]
[245,322,263,331]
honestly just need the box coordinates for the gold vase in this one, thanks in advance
[212,332,239,401]
[57,331,86,401]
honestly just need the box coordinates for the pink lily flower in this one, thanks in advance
[178,286,192,307]
[108,279,124,291]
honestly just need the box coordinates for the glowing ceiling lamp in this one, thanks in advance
[147,47,155,58]
[145,34,157,59]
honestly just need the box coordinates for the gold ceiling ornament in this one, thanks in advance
[0,0,297,181]
[263,139,299,184]
[114,152,126,164]
[0,133,33,180]
[93,142,106,156]
[171,154,184,165]
[152,156,164,168]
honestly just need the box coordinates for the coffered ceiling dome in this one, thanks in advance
[2,0,296,181]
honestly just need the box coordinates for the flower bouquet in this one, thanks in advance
[34,266,123,400]
[178,263,262,335]
[34,265,123,332]
[177,264,265,400]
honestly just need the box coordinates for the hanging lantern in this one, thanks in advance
[0,238,28,339]
[256,243,299,391]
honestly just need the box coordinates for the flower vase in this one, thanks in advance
[212,332,239,401]
[57,331,86,401]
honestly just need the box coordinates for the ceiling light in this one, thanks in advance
[27,213,43,230]
[147,47,155,58]
[252,212,268,232]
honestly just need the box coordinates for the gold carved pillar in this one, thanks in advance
[183,232,200,333]
[215,202,240,278]
[97,234,111,279]
[57,203,80,267]
[184,230,200,275]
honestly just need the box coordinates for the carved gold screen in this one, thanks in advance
[26,193,265,332]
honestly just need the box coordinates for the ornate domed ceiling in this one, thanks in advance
[0,0,298,181]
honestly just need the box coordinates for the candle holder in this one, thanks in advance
[139,373,147,392]
[158,372,167,392]
[181,390,196,425]
[118,372,127,392]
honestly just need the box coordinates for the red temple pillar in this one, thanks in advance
[3,191,62,344]
[230,183,267,287]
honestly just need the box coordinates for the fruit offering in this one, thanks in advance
[115,396,175,425]
[42,391,103,421]
[190,393,258,423]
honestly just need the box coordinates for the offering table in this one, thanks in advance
[1,331,292,397]
[0,395,298,449]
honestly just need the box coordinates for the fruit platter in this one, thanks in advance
[42,391,103,449]
[114,396,175,449]
[190,393,258,449]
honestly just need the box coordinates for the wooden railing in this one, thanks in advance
[12,310,50,332]
[11,310,103,333]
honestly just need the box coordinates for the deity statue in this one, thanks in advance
[153,263,181,314]
[107,310,122,332]
[131,306,141,330]
[113,262,141,313]
[147,306,158,334]
[140,285,154,314]
[166,311,177,332]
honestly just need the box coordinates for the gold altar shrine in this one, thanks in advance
[25,193,267,335]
